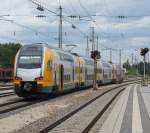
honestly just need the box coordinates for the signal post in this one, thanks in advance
[91,50,100,90]
[140,48,149,86]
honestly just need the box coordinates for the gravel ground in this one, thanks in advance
[89,88,125,133]
[0,83,132,133]
[0,90,14,93]
[0,82,13,85]
[13,84,127,133]
[47,87,124,133]
[0,95,19,104]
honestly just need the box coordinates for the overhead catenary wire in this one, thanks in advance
[29,0,88,37]
[63,17,87,37]
[0,18,50,38]
[0,14,10,17]
[0,14,56,18]
[80,14,150,18]
[29,0,57,15]
[68,0,81,16]
[78,0,110,37]
[0,35,25,43]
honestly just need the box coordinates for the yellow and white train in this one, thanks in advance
[14,43,124,98]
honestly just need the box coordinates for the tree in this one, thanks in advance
[123,59,131,70]
[0,43,21,68]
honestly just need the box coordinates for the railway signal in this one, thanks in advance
[91,50,101,59]
[140,48,149,56]
[140,48,149,86]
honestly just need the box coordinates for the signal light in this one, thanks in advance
[91,50,101,59]
[144,48,149,53]
[140,48,149,56]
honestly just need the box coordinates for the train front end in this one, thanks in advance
[14,44,52,98]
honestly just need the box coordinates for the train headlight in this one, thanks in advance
[35,76,43,81]
[15,76,22,80]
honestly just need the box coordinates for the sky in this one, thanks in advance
[0,0,150,63]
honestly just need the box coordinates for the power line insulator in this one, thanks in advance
[35,15,46,18]
[68,15,77,18]
[37,5,44,11]
[72,25,76,29]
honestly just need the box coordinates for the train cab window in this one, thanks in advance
[18,56,42,69]
[18,46,42,69]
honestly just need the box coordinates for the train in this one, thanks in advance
[14,43,124,98]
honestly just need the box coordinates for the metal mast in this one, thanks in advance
[86,36,89,56]
[97,36,99,50]
[58,6,63,49]
[110,48,112,63]
[120,49,122,70]
[91,27,95,51]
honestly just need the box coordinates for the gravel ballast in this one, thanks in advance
[0,83,131,133]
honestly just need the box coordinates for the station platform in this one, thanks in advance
[99,83,150,133]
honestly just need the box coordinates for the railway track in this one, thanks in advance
[0,102,35,115]
[0,80,140,120]
[39,81,139,133]
[0,92,15,98]
[0,79,139,98]
[0,98,41,119]
[0,84,15,98]
[0,86,14,91]
[82,88,124,133]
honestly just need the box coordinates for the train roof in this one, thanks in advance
[21,43,92,58]
[21,43,73,55]
[21,43,122,66]
[22,43,66,52]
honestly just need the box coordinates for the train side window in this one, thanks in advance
[47,60,53,70]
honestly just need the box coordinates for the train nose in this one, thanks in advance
[17,68,41,81]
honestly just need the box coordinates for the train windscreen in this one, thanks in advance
[18,46,42,69]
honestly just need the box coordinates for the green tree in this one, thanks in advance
[0,43,21,67]
[123,59,131,70]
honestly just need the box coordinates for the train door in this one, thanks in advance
[79,61,81,86]
[59,65,64,91]
[85,67,87,86]
[54,64,58,90]
[72,65,74,83]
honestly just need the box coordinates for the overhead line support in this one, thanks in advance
[58,5,63,49]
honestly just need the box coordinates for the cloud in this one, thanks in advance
[0,0,150,63]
